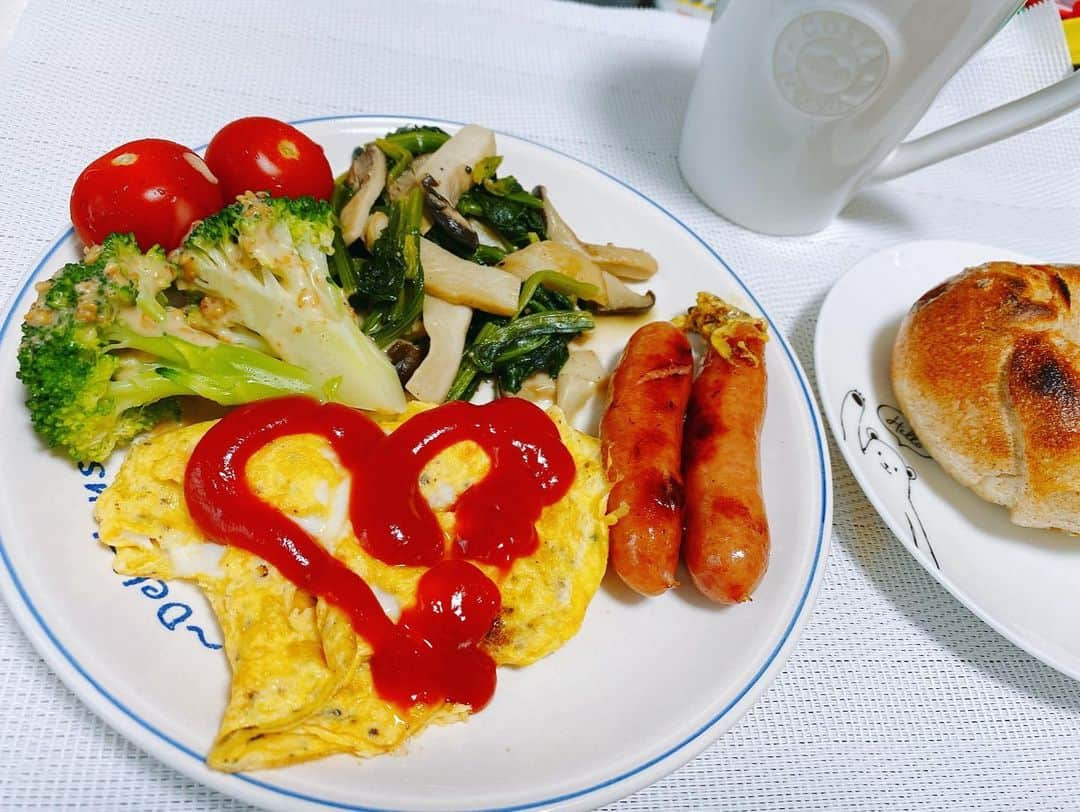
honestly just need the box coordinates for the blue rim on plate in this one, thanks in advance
[0,114,832,811]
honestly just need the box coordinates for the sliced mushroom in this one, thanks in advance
[406,296,472,403]
[581,243,658,281]
[420,239,521,316]
[363,211,390,252]
[535,186,586,251]
[469,217,510,250]
[415,124,496,204]
[387,154,430,202]
[422,174,478,252]
[538,186,658,281]
[511,372,556,407]
[340,144,388,246]
[592,270,655,314]
[498,241,608,306]
[555,349,605,419]
[386,339,426,384]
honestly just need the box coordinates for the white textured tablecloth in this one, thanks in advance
[3,1,1080,809]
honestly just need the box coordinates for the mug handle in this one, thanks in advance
[868,69,1080,184]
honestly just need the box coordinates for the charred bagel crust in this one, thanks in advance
[892,262,1080,532]
[1007,331,1080,531]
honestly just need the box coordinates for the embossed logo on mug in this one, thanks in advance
[773,11,888,117]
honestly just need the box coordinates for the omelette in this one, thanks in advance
[94,402,609,771]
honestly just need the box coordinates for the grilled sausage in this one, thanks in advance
[600,322,694,596]
[678,293,770,603]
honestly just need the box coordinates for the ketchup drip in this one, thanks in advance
[184,396,575,711]
[351,398,573,568]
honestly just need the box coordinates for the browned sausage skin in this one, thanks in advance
[600,322,694,596]
[677,293,770,603]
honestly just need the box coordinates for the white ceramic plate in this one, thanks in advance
[0,116,831,812]
[816,239,1080,681]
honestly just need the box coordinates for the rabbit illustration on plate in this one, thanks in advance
[841,389,938,569]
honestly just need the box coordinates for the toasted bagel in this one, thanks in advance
[892,262,1080,533]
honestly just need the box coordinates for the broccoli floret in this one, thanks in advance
[17,233,333,463]
[175,193,406,413]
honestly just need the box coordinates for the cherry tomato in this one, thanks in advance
[70,138,224,252]
[204,117,334,202]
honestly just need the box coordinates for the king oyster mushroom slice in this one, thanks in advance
[340,144,388,246]
[537,185,658,282]
[405,295,473,403]
[366,216,518,331]
[469,217,511,250]
[582,243,658,281]
[498,241,608,306]
[535,185,586,251]
[422,174,478,252]
[534,187,654,312]
[423,124,496,202]
[555,349,605,419]
[387,124,496,206]
[363,211,390,252]
[594,271,655,314]
[420,239,521,316]
[387,154,430,202]
[512,372,557,407]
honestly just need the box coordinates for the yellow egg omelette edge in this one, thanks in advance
[94,402,610,771]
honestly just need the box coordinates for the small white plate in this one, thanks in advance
[816,239,1080,681]
[0,116,831,812]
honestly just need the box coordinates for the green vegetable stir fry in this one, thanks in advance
[332,123,655,404]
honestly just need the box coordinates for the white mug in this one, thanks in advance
[679,0,1080,235]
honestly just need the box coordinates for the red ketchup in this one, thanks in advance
[184,396,575,711]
